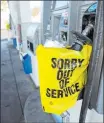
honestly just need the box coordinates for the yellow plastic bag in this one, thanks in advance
[36,44,92,114]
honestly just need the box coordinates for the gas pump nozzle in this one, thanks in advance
[70,23,93,51]
[82,23,93,36]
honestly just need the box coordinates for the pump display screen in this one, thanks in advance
[30,42,34,52]
[59,11,68,28]
[27,40,34,53]
[59,11,68,42]
[60,31,67,41]
[87,3,97,13]
[64,19,68,25]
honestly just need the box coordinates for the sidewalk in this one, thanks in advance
[1,39,54,123]
[1,40,35,123]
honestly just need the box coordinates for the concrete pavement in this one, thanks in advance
[1,40,35,123]
[1,39,54,123]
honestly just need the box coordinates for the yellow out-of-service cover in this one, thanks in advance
[36,44,92,114]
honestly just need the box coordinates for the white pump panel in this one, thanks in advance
[26,23,40,87]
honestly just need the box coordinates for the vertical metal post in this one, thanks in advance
[67,1,81,45]
[16,1,22,50]
[79,1,103,123]
[40,1,52,44]
[61,111,70,123]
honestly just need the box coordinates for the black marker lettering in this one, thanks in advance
[57,59,64,69]
[58,90,63,98]
[46,88,51,97]
[51,58,57,68]
[52,89,57,98]
[64,59,70,69]
[78,59,84,67]
[75,83,80,92]
[71,59,77,70]
[57,70,63,80]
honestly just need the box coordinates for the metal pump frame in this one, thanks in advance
[79,1,103,122]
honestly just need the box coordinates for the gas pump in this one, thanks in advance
[69,2,97,102]
[81,2,97,41]
[71,2,97,48]
[51,2,99,123]
[59,11,68,43]
[26,23,40,87]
